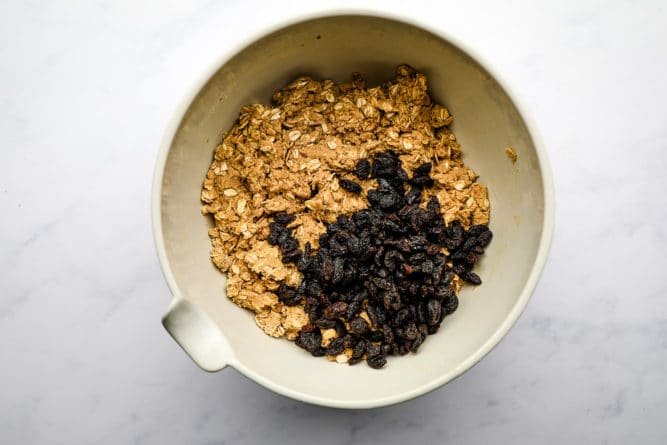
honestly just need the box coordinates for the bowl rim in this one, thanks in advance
[151,8,556,409]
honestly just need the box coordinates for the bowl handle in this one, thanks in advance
[162,298,232,372]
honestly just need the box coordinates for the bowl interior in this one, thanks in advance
[157,15,548,407]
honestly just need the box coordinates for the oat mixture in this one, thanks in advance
[201,65,490,344]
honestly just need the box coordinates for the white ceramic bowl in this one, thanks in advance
[153,12,554,409]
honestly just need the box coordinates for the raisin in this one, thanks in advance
[305,280,322,297]
[366,304,379,327]
[409,176,434,188]
[342,333,358,349]
[281,248,302,264]
[366,329,385,343]
[383,249,404,272]
[403,322,419,340]
[339,179,362,194]
[352,339,369,359]
[367,352,387,369]
[368,344,382,356]
[426,195,440,215]
[322,256,334,282]
[281,150,491,368]
[381,324,394,344]
[476,230,493,248]
[327,337,345,356]
[371,152,399,178]
[452,262,467,276]
[467,224,488,237]
[315,318,336,329]
[331,257,346,284]
[345,300,361,321]
[295,330,322,354]
[334,319,348,337]
[426,243,441,255]
[280,237,298,252]
[404,187,422,205]
[381,342,392,356]
[441,270,455,285]
[460,236,478,253]
[300,323,316,333]
[350,316,369,335]
[392,307,410,327]
[322,301,349,319]
[414,162,432,175]
[318,292,331,307]
[443,294,459,315]
[347,235,362,255]
[461,270,482,285]
[426,299,442,326]
[277,283,302,306]
[296,254,312,272]
[273,213,296,225]
[472,245,485,255]
[367,188,401,210]
[271,230,292,248]
[310,347,325,357]
[354,158,371,179]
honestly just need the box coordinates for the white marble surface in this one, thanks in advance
[2,0,666,443]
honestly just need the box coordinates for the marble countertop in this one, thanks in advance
[2,1,666,443]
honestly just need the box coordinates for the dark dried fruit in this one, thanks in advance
[280,151,492,369]
[322,301,349,319]
[350,316,369,335]
[476,230,493,248]
[367,187,402,210]
[276,283,302,306]
[281,248,302,264]
[339,179,362,194]
[381,324,394,344]
[460,270,482,285]
[273,213,296,225]
[269,224,287,243]
[409,175,434,188]
[403,322,419,340]
[426,299,442,326]
[295,330,322,354]
[368,344,382,357]
[311,347,326,357]
[404,187,422,205]
[414,162,432,175]
[354,158,371,179]
[366,329,385,343]
[392,307,410,327]
[367,350,387,369]
[334,319,348,337]
[342,333,358,349]
[371,152,400,178]
[326,337,345,356]
[331,257,346,284]
[315,318,336,329]
[300,323,316,333]
[443,294,458,315]
[352,339,369,359]
[279,237,299,253]
[381,342,392,356]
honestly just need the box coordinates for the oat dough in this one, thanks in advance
[201,65,490,339]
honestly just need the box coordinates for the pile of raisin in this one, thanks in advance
[267,151,492,369]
